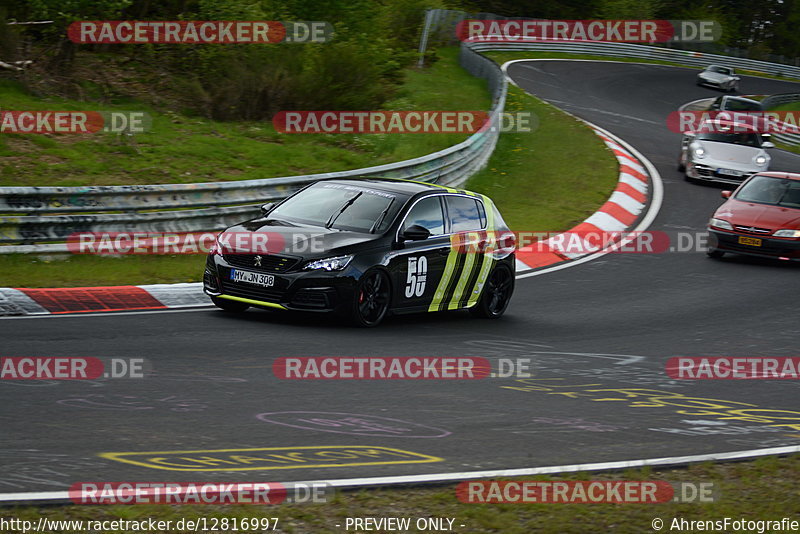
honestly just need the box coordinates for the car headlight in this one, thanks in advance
[304,255,353,271]
[709,218,733,230]
[693,147,706,159]
[773,229,800,238]
[754,155,768,166]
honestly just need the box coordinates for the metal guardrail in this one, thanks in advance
[0,43,506,249]
[467,40,800,147]
[760,93,800,146]
[466,40,800,79]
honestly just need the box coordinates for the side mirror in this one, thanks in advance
[762,141,775,149]
[721,191,732,199]
[401,224,431,241]
[260,202,275,216]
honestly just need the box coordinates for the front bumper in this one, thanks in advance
[686,162,755,185]
[708,229,800,260]
[203,254,357,312]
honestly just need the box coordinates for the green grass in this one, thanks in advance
[769,102,800,111]
[0,47,489,187]
[1,50,619,288]
[466,85,618,232]
[3,456,799,533]
[0,254,204,288]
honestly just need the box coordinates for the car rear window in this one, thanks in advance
[724,99,762,112]
[446,195,486,232]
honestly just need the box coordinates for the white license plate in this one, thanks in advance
[230,269,274,288]
[717,168,743,177]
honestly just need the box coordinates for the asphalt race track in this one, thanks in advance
[2,61,800,494]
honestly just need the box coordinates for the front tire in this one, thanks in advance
[470,264,514,319]
[348,269,390,327]
[211,296,249,312]
[706,248,725,259]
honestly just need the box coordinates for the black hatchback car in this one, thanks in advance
[203,178,516,326]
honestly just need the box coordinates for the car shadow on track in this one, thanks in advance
[204,306,529,331]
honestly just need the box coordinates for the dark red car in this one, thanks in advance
[707,172,800,261]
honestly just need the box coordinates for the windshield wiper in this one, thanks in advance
[369,198,395,233]
[325,192,363,229]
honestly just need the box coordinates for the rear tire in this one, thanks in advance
[469,264,514,319]
[348,269,390,327]
[211,296,249,312]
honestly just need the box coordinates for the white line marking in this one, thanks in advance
[2,445,798,503]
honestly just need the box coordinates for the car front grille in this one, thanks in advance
[222,253,299,273]
[733,225,772,235]
[219,279,285,302]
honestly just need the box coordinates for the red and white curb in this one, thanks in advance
[0,60,662,317]
[502,59,660,274]
[514,127,651,271]
[0,283,207,316]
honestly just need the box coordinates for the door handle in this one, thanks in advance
[436,247,451,256]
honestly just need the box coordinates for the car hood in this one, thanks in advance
[221,218,382,257]
[715,200,800,230]
[699,72,729,82]
[692,141,768,170]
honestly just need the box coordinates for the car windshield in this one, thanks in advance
[268,182,403,232]
[724,99,762,111]
[697,131,761,147]
[735,176,800,208]
[708,66,731,75]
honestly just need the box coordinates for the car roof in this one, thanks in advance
[320,178,480,197]
[696,120,759,133]
[750,172,800,182]
[722,96,761,105]
[706,64,732,69]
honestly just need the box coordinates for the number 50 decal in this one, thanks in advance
[405,256,428,298]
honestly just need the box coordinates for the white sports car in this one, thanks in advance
[678,121,774,185]
[697,65,740,92]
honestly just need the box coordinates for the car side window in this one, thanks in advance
[446,196,485,232]
[401,196,445,235]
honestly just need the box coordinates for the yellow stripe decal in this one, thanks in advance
[218,294,287,310]
[428,234,460,312]
[447,232,478,310]
[467,196,497,308]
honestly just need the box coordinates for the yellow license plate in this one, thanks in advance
[738,236,762,247]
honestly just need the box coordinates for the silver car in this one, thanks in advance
[678,121,774,185]
[697,65,740,92]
